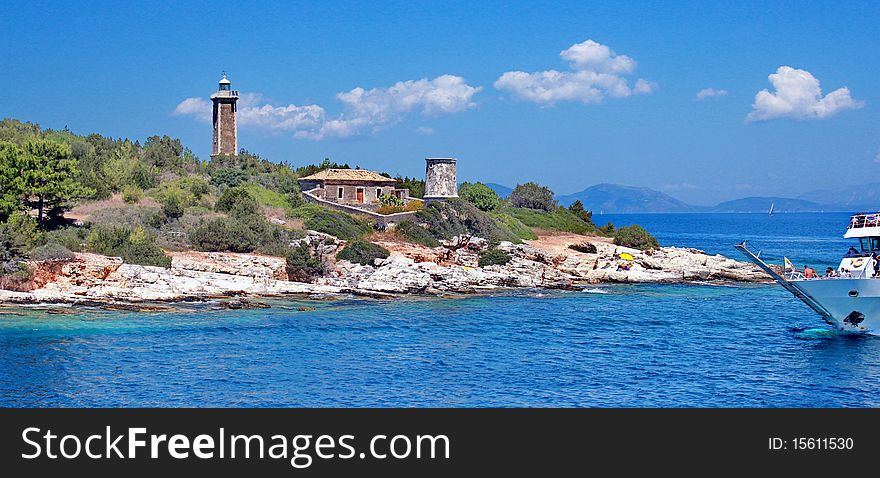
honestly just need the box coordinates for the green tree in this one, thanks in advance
[613,224,659,250]
[215,187,259,217]
[459,182,500,211]
[20,139,95,226]
[509,182,557,211]
[0,142,25,221]
[568,200,593,223]
[160,188,186,220]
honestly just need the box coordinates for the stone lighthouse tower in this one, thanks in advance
[211,72,239,157]
[423,158,458,201]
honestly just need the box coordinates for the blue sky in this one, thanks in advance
[2,0,877,205]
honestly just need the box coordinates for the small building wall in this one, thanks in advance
[300,180,399,205]
[301,190,418,229]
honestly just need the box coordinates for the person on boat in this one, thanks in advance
[845,246,860,258]
[803,265,816,279]
[825,267,837,278]
[872,252,880,277]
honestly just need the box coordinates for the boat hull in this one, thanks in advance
[793,278,880,334]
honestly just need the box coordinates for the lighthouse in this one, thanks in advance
[211,72,239,157]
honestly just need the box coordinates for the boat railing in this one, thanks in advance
[785,270,868,280]
[848,213,880,229]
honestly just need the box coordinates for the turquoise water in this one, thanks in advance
[1,213,879,407]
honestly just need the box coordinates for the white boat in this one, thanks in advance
[737,212,880,335]
[768,202,774,216]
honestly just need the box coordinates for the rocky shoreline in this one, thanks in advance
[0,232,769,308]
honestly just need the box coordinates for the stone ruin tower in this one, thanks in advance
[211,72,239,157]
[423,158,458,201]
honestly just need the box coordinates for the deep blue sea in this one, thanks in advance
[2,212,879,407]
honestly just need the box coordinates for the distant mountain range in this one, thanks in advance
[556,183,695,213]
[483,182,878,213]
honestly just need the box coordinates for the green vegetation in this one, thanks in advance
[85,224,171,267]
[290,205,373,240]
[122,185,143,204]
[568,200,592,223]
[416,199,522,244]
[508,182,556,211]
[189,217,261,253]
[497,206,595,235]
[30,242,75,261]
[613,224,659,250]
[478,247,512,267]
[489,212,538,241]
[215,186,259,216]
[394,176,425,199]
[459,182,500,212]
[395,220,440,247]
[336,240,390,266]
[241,184,293,211]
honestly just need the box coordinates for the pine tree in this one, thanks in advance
[20,139,94,226]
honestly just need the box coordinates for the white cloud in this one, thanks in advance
[696,88,727,100]
[172,97,212,122]
[746,66,863,122]
[493,39,655,105]
[173,75,480,140]
[559,39,637,74]
[874,148,880,164]
[416,126,434,135]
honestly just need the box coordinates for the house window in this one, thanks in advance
[337,187,344,199]
[377,188,382,198]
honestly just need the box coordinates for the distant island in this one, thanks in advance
[483,182,874,214]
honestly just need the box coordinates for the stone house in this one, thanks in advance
[298,169,410,206]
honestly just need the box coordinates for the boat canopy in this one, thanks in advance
[845,213,880,238]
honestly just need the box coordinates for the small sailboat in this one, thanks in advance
[768,202,775,216]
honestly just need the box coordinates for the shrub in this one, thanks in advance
[44,226,89,252]
[613,224,659,250]
[291,205,373,240]
[189,217,259,253]
[30,243,75,261]
[396,220,440,247]
[416,199,520,244]
[0,213,43,253]
[210,167,248,188]
[160,188,186,219]
[376,205,406,215]
[129,161,159,190]
[599,222,616,236]
[286,191,304,209]
[509,182,557,211]
[568,242,598,254]
[478,248,512,267]
[215,186,259,217]
[182,177,210,199]
[85,224,170,267]
[261,243,324,282]
[459,182,500,212]
[336,240,389,266]
[379,194,404,208]
[122,185,143,204]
